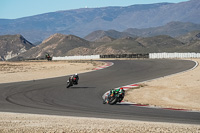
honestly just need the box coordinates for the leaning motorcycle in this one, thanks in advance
[66,76,77,88]
[108,90,125,105]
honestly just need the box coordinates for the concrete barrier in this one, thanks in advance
[52,53,200,60]
[149,53,200,59]
[52,55,100,60]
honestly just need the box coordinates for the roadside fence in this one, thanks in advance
[100,54,149,58]
[49,53,200,61]
[149,53,200,59]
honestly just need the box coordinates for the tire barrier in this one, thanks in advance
[100,54,149,58]
[149,53,200,59]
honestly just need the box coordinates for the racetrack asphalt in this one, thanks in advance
[0,59,200,124]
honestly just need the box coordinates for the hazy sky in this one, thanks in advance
[0,0,189,19]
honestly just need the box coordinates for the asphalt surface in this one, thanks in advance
[0,59,200,124]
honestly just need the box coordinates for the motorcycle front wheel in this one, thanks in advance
[108,97,118,105]
[66,82,71,88]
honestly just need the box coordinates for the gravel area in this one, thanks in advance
[0,112,200,133]
[124,59,200,111]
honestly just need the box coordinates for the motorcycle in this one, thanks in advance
[108,90,125,105]
[66,76,78,88]
[46,55,52,61]
[45,53,52,61]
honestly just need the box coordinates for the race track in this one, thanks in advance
[0,59,200,124]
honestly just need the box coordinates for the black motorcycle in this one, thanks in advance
[66,76,78,88]
[108,90,125,105]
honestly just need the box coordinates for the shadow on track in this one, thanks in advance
[66,87,96,89]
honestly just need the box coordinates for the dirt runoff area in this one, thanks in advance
[0,59,200,133]
[124,59,200,111]
[0,60,104,83]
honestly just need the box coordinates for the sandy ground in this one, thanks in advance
[0,112,199,133]
[124,59,200,111]
[0,60,103,83]
[0,59,200,132]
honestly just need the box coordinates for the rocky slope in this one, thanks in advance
[176,30,200,43]
[85,21,200,42]
[0,34,34,60]
[84,30,136,42]
[12,33,90,60]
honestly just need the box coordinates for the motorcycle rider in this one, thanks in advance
[66,74,79,88]
[119,87,125,97]
[72,73,79,84]
[118,87,125,102]
[103,87,125,104]
[45,53,50,58]
[45,53,52,61]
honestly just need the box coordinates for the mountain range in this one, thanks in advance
[7,30,200,61]
[0,0,199,43]
[84,21,200,41]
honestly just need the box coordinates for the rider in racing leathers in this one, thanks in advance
[103,87,124,104]
[72,73,79,85]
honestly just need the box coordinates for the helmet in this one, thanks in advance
[75,73,78,75]
[120,87,123,90]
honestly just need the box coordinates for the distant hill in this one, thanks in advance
[0,34,34,60]
[84,30,136,42]
[94,36,115,43]
[124,21,200,37]
[176,30,200,43]
[180,41,200,52]
[0,0,199,43]
[9,32,200,60]
[67,35,188,55]
[85,22,200,42]
[135,35,185,52]
[176,30,200,52]
[12,33,90,60]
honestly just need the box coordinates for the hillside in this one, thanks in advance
[124,21,200,37]
[176,31,200,52]
[176,30,200,43]
[84,22,200,42]
[0,0,199,43]
[135,35,185,53]
[0,34,34,60]
[13,34,90,60]
[67,37,143,55]
[84,30,136,42]
[67,35,189,55]
[94,36,115,43]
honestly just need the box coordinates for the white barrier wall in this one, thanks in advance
[52,53,200,60]
[52,55,100,60]
[149,53,200,59]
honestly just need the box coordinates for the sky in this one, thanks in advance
[0,0,189,19]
